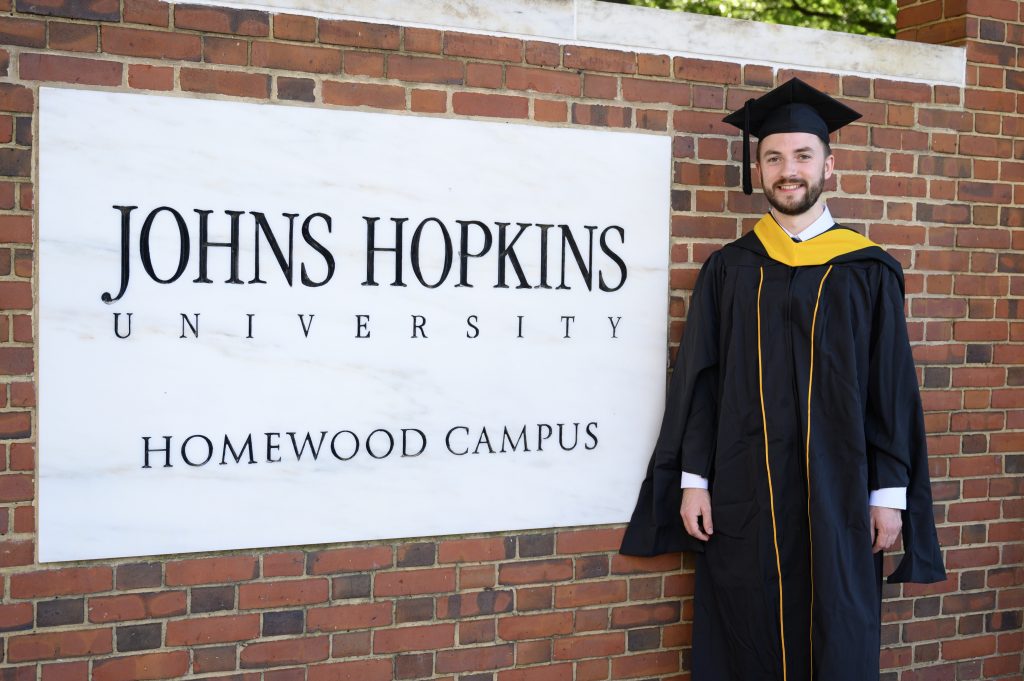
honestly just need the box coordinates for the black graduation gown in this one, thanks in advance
[621,215,945,681]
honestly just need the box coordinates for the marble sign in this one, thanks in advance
[38,87,670,562]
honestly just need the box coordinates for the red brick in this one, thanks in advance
[460,619,495,644]
[436,643,514,673]
[193,645,236,674]
[525,40,560,67]
[324,81,405,110]
[263,551,304,577]
[953,274,1009,297]
[0,602,33,631]
[330,631,371,657]
[437,589,514,618]
[124,0,168,27]
[946,546,1000,569]
[583,73,616,99]
[438,537,510,563]
[45,21,96,51]
[445,32,521,61]
[8,628,112,662]
[174,4,269,37]
[388,54,462,85]
[278,75,317,101]
[498,612,572,640]
[564,46,636,74]
[273,14,316,42]
[553,632,625,660]
[0,17,45,47]
[89,591,186,623]
[674,56,740,84]
[19,52,120,85]
[165,556,258,586]
[165,614,260,646]
[948,455,1002,478]
[611,553,681,574]
[11,566,111,598]
[375,567,455,596]
[610,602,680,628]
[534,99,566,122]
[373,623,454,653]
[959,181,1013,205]
[0,412,31,438]
[942,634,996,660]
[554,580,628,608]
[870,175,927,197]
[252,41,340,73]
[411,89,446,113]
[343,50,384,77]
[307,545,392,574]
[319,20,399,49]
[638,53,670,77]
[498,559,573,585]
[498,664,573,681]
[991,432,1024,453]
[240,635,329,668]
[404,27,442,54]
[93,651,189,681]
[506,66,579,96]
[0,279,32,309]
[101,26,200,60]
[572,103,631,128]
[203,36,247,66]
[875,79,931,103]
[947,500,1001,522]
[621,78,690,106]
[307,602,391,632]
[0,146,29,178]
[308,659,392,681]
[610,650,680,678]
[180,67,269,98]
[19,0,118,21]
[239,578,328,609]
[453,92,528,118]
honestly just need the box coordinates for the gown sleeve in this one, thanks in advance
[867,266,946,584]
[620,252,722,557]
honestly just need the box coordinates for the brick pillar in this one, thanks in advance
[895,0,969,45]
[896,1,1024,679]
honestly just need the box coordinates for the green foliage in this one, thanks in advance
[607,0,897,38]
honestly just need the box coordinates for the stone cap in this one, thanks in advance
[176,0,966,87]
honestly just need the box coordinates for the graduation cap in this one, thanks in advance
[723,78,862,194]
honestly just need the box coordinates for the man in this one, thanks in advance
[620,79,945,681]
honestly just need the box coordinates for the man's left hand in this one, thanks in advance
[870,506,902,554]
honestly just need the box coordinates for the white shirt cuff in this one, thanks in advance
[681,472,709,489]
[869,487,907,510]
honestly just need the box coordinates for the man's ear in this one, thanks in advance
[823,153,835,181]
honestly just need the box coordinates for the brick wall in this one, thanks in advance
[0,1,1020,679]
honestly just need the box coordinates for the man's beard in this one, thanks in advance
[763,169,825,216]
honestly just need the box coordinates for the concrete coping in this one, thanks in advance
[176,0,966,87]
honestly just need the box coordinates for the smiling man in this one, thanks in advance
[621,79,945,681]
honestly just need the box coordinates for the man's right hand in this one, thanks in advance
[680,488,713,541]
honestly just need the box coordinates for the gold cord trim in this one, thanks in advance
[757,266,787,681]
[806,264,833,677]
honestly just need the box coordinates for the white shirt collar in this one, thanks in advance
[775,204,834,242]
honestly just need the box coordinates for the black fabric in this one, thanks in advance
[722,78,862,142]
[620,224,945,681]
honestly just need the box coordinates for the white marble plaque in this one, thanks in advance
[38,87,670,562]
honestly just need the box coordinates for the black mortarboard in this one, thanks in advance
[723,77,862,194]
